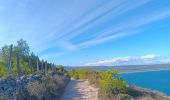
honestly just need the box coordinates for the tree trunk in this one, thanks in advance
[7,45,13,77]
[16,53,22,77]
[52,63,56,74]
[29,57,33,73]
[45,61,47,75]
[37,58,39,72]
[41,60,44,72]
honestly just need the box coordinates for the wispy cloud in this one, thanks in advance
[84,55,168,66]
[43,1,170,52]
[0,0,170,63]
[77,30,139,49]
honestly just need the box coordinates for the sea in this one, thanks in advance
[121,70,170,96]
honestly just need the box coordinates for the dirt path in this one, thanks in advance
[61,80,99,100]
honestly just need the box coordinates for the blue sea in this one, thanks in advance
[121,70,170,96]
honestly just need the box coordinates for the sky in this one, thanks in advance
[0,0,170,66]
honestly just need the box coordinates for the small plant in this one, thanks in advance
[98,69,127,100]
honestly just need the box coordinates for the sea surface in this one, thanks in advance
[121,70,170,96]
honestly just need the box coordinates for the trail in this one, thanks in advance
[61,80,99,100]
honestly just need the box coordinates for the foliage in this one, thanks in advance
[77,68,95,79]
[68,68,127,100]
[0,39,54,77]
[56,65,67,75]
[87,71,101,87]
[26,75,70,100]
[98,69,127,100]
[68,69,79,79]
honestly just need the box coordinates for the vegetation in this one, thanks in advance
[0,39,54,77]
[68,69,79,79]
[56,65,67,75]
[26,75,70,100]
[68,68,129,100]
[98,70,128,100]
[0,39,70,100]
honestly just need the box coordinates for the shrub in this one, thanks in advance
[27,81,46,100]
[88,71,101,87]
[56,65,67,75]
[98,69,127,100]
[26,75,70,100]
[68,69,77,77]
[0,66,6,77]
[68,68,95,80]
[77,68,95,79]
[73,73,79,80]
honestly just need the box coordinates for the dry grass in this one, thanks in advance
[26,75,70,100]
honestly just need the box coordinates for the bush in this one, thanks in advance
[77,68,95,79]
[68,68,95,80]
[56,65,67,75]
[0,66,6,77]
[98,69,127,100]
[88,71,101,87]
[26,75,70,100]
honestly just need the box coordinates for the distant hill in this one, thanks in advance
[65,64,170,73]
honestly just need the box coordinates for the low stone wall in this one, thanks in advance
[0,75,44,100]
[0,74,70,100]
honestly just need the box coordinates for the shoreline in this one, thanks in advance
[119,69,170,74]
[120,69,170,97]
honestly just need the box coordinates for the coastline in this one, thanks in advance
[121,69,170,97]
[120,69,170,74]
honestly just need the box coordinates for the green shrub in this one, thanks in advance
[56,65,67,75]
[68,69,77,77]
[77,68,95,79]
[73,73,79,80]
[98,69,127,100]
[68,68,95,80]
[0,65,6,77]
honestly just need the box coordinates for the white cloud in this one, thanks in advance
[140,55,160,59]
[85,55,163,66]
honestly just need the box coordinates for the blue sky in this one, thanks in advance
[0,0,170,66]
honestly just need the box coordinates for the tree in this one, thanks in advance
[0,38,53,77]
[56,65,67,74]
[14,39,30,74]
[15,39,30,56]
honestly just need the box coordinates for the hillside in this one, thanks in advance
[66,64,170,73]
